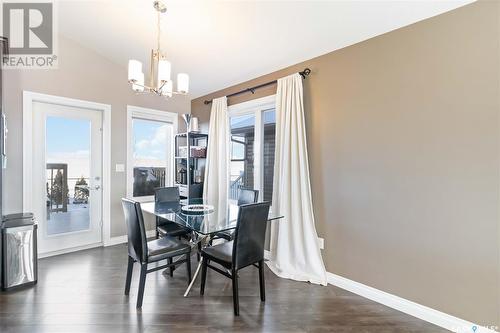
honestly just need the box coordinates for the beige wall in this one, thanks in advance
[4,36,190,237]
[192,1,500,326]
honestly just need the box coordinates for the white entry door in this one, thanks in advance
[31,101,103,255]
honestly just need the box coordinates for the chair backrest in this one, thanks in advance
[237,188,259,206]
[232,202,271,270]
[122,198,148,263]
[155,186,180,203]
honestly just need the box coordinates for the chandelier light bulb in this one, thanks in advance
[132,72,145,92]
[158,59,171,84]
[177,73,189,94]
[128,59,142,82]
[165,80,173,97]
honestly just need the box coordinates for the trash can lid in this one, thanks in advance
[3,213,34,221]
[2,213,35,228]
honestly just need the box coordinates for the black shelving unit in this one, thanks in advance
[174,132,208,199]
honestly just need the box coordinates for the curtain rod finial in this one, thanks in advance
[299,68,311,79]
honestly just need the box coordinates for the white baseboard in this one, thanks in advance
[41,230,158,255]
[39,242,103,258]
[104,230,156,247]
[327,272,497,333]
[104,234,127,247]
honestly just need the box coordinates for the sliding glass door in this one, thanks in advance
[262,109,276,202]
[230,114,255,201]
[228,95,276,203]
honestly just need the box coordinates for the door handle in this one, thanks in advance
[93,185,101,190]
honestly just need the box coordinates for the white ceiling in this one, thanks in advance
[58,0,474,98]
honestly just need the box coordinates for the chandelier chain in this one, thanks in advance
[157,10,161,55]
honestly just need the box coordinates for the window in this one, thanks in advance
[127,106,177,201]
[229,95,276,203]
[230,114,255,199]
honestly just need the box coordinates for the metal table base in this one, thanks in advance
[183,232,208,297]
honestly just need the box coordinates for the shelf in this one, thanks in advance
[176,132,208,138]
[175,131,207,199]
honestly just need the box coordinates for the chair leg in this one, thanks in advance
[197,242,202,262]
[124,256,134,295]
[155,217,160,239]
[168,258,174,277]
[232,268,239,316]
[136,264,147,308]
[200,257,207,296]
[258,260,265,302]
[186,253,192,284]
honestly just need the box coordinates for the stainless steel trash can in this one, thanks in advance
[1,213,37,290]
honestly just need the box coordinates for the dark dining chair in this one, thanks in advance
[237,187,259,206]
[211,188,259,243]
[200,201,271,315]
[122,198,192,308]
[155,187,194,273]
[154,187,191,239]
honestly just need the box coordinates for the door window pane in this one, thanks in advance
[231,135,245,160]
[230,114,255,201]
[132,118,172,197]
[46,117,91,235]
[263,109,276,202]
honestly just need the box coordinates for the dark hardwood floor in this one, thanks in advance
[0,244,447,332]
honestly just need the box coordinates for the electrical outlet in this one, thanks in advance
[115,164,125,172]
[318,237,325,250]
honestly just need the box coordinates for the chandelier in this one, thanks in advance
[127,1,189,97]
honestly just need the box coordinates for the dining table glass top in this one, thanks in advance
[141,198,283,235]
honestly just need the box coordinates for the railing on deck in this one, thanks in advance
[230,174,243,201]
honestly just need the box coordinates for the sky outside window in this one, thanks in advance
[133,118,171,167]
[45,116,91,198]
[46,117,90,155]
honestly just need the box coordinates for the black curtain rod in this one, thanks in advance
[203,68,311,105]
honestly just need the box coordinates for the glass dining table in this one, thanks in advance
[141,198,283,297]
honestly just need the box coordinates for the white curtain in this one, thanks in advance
[203,96,230,213]
[267,73,327,286]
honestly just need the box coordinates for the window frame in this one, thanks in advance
[126,105,178,202]
[230,136,246,162]
[228,94,276,201]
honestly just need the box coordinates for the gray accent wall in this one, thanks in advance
[4,36,190,238]
[192,1,500,327]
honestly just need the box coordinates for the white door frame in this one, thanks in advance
[23,91,112,255]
